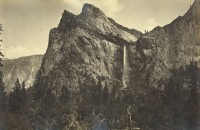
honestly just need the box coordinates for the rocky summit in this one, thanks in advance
[2,1,200,130]
[29,1,200,129]
[132,0,200,89]
[40,3,142,94]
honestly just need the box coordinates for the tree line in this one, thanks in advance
[0,22,199,129]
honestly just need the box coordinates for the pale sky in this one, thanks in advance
[0,0,194,59]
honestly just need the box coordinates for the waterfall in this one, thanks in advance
[122,45,129,88]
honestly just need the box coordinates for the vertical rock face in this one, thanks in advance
[3,55,43,92]
[40,3,141,94]
[33,1,200,129]
[35,6,142,129]
[131,0,200,88]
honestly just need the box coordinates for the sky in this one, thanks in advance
[0,0,195,59]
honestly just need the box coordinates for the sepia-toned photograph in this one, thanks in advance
[0,0,199,130]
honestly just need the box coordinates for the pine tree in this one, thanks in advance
[0,71,6,111]
[93,80,102,105]
[102,86,109,105]
[20,81,26,105]
[44,88,55,107]
[60,86,70,103]
[0,24,3,64]
[32,70,43,102]
[0,23,6,111]
[186,63,199,128]
[9,79,21,112]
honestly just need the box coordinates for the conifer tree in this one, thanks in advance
[186,62,199,128]
[0,23,6,111]
[60,86,70,103]
[44,88,55,107]
[0,71,6,111]
[93,80,102,105]
[9,79,21,112]
[20,81,26,105]
[102,86,109,105]
[32,70,43,102]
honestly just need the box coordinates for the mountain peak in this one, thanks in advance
[191,0,200,8]
[63,10,74,16]
[184,0,200,18]
[80,3,106,18]
[57,10,77,31]
[192,0,200,6]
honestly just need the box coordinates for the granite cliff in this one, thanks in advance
[129,0,200,89]
[30,1,200,129]
[3,55,43,92]
[32,3,142,129]
[40,3,141,95]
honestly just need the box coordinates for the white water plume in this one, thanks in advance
[122,45,130,88]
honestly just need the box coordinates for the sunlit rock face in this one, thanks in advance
[40,3,142,95]
[129,0,200,89]
[36,4,141,129]
[39,0,200,105]
[3,55,43,92]
[34,0,200,129]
